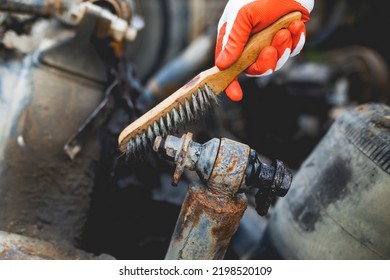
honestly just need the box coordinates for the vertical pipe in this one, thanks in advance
[165,183,247,260]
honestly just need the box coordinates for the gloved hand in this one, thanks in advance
[215,0,314,101]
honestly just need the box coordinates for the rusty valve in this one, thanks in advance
[153,133,292,216]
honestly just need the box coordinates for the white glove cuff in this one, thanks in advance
[294,0,314,13]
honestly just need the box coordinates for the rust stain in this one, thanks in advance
[19,245,56,260]
[0,243,11,256]
[178,186,247,242]
[209,195,247,242]
[209,142,248,194]
[180,188,202,232]
[225,153,238,173]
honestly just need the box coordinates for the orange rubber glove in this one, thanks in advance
[215,0,314,101]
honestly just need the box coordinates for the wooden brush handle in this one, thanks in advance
[118,11,301,152]
[204,11,302,93]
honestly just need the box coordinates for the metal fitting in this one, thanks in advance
[153,133,292,215]
[153,133,202,186]
[245,150,292,196]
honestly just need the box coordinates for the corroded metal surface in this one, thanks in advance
[156,133,293,259]
[165,184,247,260]
[159,134,251,259]
[0,230,113,260]
[208,138,250,194]
[264,103,390,259]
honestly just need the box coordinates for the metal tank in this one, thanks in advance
[258,103,390,259]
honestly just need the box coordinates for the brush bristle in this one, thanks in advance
[125,83,219,157]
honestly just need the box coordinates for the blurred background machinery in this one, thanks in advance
[1,0,389,260]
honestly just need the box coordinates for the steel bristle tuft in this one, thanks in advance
[153,120,160,138]
[184,97,194,122]
[125,138,136,158]
[191,93,200,119]
[147,125,154,143]
[179,103,186,124]
[166,112,173,134]
[135,134,141,151]
[172,108,180,133]
[141,131,148,150]
[204,84,219,107]
[201,89,211,108]
[197,88,205,112]
[159,116,167,137]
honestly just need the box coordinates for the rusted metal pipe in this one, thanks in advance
[166,183,247,259]
[153,133,292,259]
[163,136,249,259]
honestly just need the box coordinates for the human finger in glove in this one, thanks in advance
[215,0,314,101]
